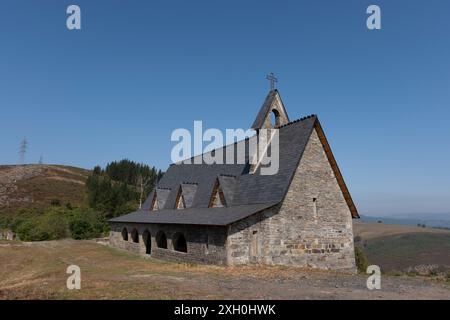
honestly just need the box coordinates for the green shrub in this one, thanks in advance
[16,219,50,241]
[11,206,107,241]
[69,219,94,239]
[68,208,107,239]
[354,246,369,273]
[15,207,69,241]
[0,215,11,229]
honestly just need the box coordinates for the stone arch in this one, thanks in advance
[121,227,128,241]
[156,231,167,249]
[142,229,151,254]
[131,228,139,243]
[270,109,281,127]
[173,232,187,253]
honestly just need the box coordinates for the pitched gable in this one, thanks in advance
[313,120,359,218]
[278,125,357,227]
[150,188,171,211]
[252,90,290,129]
[217,175,237,205]
[175,183,198,209]
[210,187,226,208]
[208,177,234,208]
[181,183,198,208]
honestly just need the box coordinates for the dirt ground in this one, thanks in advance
[0,239,449,300]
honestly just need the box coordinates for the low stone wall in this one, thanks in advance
[0,229,17,241]
[109,222,228,265]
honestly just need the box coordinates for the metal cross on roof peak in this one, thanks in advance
[266,72,278,91]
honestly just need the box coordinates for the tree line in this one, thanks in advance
[87,159,163,218]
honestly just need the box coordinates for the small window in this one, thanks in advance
[121,228,128,241]
[250,230,259,258]
[313,198,318,222]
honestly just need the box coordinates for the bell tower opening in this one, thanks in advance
[251,74,290,130]
[270,109,281,128]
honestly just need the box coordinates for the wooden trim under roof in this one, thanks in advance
[174,186,186,209]
[208,178,226,208]
[314,119,360,219]
[150,192,157,211]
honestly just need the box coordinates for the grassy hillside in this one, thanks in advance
[0,163,149,241]
[0,164,90,216]
[353,221,450,275]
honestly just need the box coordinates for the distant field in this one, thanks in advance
[0,239,449,300]
[353,221,450,273]
[0,164,90,215]
[353,221,449,240]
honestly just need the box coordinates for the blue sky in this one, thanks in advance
[0,0,449,216]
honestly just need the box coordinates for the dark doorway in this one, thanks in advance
[156,231,167,249]
[173,233,187,253]
[142,230,151,254]
[131,228,139,243]
[121,228,128,241]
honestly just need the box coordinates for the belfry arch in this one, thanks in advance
[251,90,290,130]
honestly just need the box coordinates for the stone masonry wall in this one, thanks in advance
[227,128,357,272]
[109,222,228,265]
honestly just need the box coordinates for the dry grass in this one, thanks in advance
[1,239,449,300]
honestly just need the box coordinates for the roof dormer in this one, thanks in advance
[209,175,237,208]
[175,183,198,209]
[150,188,171,211]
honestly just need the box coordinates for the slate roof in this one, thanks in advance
[110,91,359,227]
[109,203,278,226]
[217,175,238,205]
[151,188,171,209]
[138,116,317,212]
